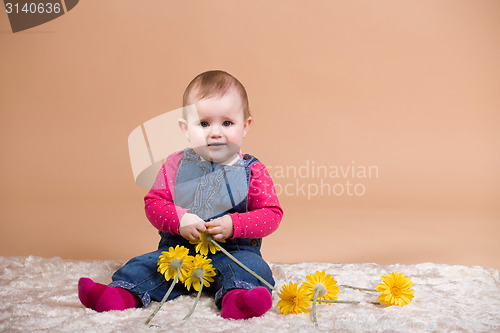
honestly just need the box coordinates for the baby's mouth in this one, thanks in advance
[207,143,226,151]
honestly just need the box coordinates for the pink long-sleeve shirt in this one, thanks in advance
[144,150,283,239]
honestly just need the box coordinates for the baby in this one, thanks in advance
[78,70,283,320]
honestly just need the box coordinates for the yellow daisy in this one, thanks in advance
[189,232,224,256]
[184,255,217,291]
[277,281,311,314]
[157,245,194,283]
[302,270,339,304]
[376,271,415,307]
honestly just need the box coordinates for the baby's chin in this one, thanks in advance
[193,145,240,164]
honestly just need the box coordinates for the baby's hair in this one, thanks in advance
[182,70,251,119]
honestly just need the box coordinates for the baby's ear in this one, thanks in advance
[243,117,252,137]
[178,118,189,141]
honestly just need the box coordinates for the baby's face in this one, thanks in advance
[179,88,251,164]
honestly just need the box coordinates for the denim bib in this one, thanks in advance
[174,148,258,221]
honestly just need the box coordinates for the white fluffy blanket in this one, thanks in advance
[1,256,499,332]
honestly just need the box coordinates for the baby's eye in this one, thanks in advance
[200,121,209,127]
[222,121,233,127]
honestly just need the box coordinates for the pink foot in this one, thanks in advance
[221,287,273,320]
[78,278,140,312]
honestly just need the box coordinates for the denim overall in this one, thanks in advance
[110,148,275,308]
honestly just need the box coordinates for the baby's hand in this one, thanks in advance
[179,213,206,241]
[205,215,234,241]
[179,221,207,241]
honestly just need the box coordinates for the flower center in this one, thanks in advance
[201,233,213,243]
[313,283,327,297]
[390,286,402,297]
[192,267,205,280]
[169,258,183,270]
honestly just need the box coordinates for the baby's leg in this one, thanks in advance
[210,250,275,319]
[79,249,186,312]
[220,287,273,319]
[78,278,140,312]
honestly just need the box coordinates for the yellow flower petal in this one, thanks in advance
[183,254,216,291]
[189,232,225,256]
[377,271,415,307]
[302,271,339,304]
[157,245,193,282]
[277,282,311,315]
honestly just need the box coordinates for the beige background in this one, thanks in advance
[1,1,499,269]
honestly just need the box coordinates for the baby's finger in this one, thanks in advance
[205,226,219,234]
[190,231,200,241]
[183,233,195,241]
[196,223,207,233]
[205,220,219,228]
[212,233,224,242]
[204,227,213,234]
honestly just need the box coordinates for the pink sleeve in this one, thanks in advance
[229,161,283,238]
[144,151,190,234]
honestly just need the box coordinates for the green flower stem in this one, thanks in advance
[312,289,320,327]
[340,284,377,292]
[310,299,361,304]
[211,240,275,291]
[145,269,180,325]
[309,299,383,306]
[183,283,204,320]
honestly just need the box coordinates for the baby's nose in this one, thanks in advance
[210,125,222,137]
